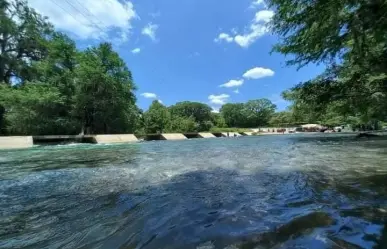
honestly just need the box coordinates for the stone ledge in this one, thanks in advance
[0,136,33,149]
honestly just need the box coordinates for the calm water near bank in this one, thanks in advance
[1,134,387,249]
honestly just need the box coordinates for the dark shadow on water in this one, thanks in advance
[1,166,386,249]
[288,133,387,144]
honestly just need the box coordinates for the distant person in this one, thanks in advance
[227,132,229,137]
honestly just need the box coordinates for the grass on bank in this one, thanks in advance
[209,127,254,133]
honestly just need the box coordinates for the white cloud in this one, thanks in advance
[27,0,137,42]
[158,99,163,104]
[214,9,273,48]
[234,24,269,48]
[131,48,141,54]
[255,10,274,23]
[250,0,266,9]
[142,23,158,41]
[208,94,230,105]
[243,67,275,79]
[211,107,220,113]
[219,79,244,88]
[233,89,240,94]
[141,92,157,99]
[214,33,233,43]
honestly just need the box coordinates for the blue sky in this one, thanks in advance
[27,0,324,112]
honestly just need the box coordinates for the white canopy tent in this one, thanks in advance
[301,124,323,129]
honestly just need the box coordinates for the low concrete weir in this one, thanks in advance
[198,133,216,138]
[242,132,253,136]
[212,133,225,138]
[161,133,188,140]
[184,133,201,139]
[221,132,242,137]
[2,131,256,150]
[93,134,138,144]
[0,136,33,149]
[143,134,165,141]
[33,135,95,145]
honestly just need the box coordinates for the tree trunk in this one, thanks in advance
[0,105,6,135]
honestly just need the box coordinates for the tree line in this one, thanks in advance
[3,0,383,136]
[0,0,139,135]
[139,99,277,134]
[0,0,282,136]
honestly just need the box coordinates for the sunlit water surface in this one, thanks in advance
[1,134,387,249]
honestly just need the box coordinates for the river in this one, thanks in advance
[0,134,386,249]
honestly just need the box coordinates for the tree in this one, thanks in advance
[169,102,212,121]
[34,32,78,98]
[0,0,53,84]
[30,32,80,134]
[167,116,196,133]
[74,43,137,134]
[143,100,171,134]
[0,2,142,136]
[268,0,387,124]
[1,0,54,133]
[243,99,276,127]
[211,113,227,128]
[281,89,323,124]
[0,105,5,134]
[169,101,213,131]
[269,111,292,127]
[220,103,246,127]
[220,99,276,128]
[0,83,68,135]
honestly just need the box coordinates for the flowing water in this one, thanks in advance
[1,134,387,249]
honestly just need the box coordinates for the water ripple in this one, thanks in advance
[0,135,387,248]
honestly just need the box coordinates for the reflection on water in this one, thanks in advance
[0,134,387,249]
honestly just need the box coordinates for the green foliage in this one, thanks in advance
[167,116,196,133]
[0,0,53,84]
[0,1,139,135]
[243,99,276,127]
[209,127,253,133]
[269,111,292,126]
[0,83,79,135]
[169,101,213,131]
[143,100,171,134]
[74,43,137,134]
[220,99,276,128]
[169,101,212,122]
[211,113,227,128]
[269,0,387,125]
[220,103,246,127]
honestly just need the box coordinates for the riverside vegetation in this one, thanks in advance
[1,0,386,136]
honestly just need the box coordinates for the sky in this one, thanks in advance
[27,0,324,112]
